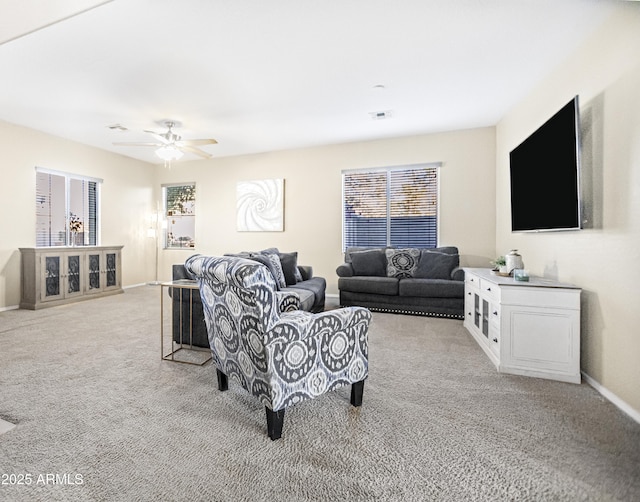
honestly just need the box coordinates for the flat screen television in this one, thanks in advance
[509,96,582,232]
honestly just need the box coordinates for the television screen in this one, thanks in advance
[509,97,581,232]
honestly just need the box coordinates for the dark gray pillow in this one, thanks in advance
[345,246,374,264]
[414,251,460,280]
[385,248,420,278]
[351,249,386,277]
[432,246,458,256]
[278,252,301,286]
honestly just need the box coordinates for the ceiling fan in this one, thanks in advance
[113,120,217,162]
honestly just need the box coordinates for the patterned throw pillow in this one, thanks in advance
[263,253,287,288]
[247,253,287,289]
[385,248,421,278]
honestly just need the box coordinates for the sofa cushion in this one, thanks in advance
[281,286,315,311]
[338,276,399,296]
[398,278,464,299]
[287,276,326,313]
[351,249,387,277]
[414,250,460,280]
[344,246,376,263]
[431,246,459,255]
[278,251,302,285]
[385,248,420,278]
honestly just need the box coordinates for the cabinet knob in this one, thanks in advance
[493,311,498,316]
[492,338,498,343]
[487,287,491,292]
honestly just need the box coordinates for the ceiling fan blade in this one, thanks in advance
[143,130,170,144]
[179,145,212,159]
[176,138,218,147]
[112,141,164,147]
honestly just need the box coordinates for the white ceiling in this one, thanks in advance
[0,0,628,164]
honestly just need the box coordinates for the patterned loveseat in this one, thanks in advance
[184,254,372,440]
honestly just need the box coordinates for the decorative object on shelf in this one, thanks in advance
[491,255,508,274]
[69,213,83,247]
[506,249,524,275]
[236,178,284,232]
[513,269,530,282]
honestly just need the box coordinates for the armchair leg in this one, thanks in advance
[350,379,365,407]
[216,369,228,392]
[265,407,285,440]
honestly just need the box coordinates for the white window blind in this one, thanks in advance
[36,168,101,247]
[343,163,439,249]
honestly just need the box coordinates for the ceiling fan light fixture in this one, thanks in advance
[155,145,184,161]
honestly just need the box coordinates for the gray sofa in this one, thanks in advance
[172,249,326,348]
[336,246,464,319]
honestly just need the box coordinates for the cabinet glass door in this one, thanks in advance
[44,255,61,298]
[67,254,82,295]
[88,253,101,291]
[105,252,117,288]
[474,293,481,329]
[482,299,489,338]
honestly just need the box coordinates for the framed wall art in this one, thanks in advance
[236,178,284,232]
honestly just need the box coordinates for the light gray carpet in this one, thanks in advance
[0,286,639,501]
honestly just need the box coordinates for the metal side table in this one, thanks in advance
[160,279,212,365]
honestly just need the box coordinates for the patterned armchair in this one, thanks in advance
[184,254,371,440]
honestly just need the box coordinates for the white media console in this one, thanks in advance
[463,268,581,384]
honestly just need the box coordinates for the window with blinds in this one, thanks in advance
[163,183,196,249]
[343,164,439,250]
[36,168,101,247]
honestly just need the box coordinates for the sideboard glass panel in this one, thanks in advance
[106,252,116,287]
[45,256,60,297]
[88,253,101,290]
[67,254,81,294]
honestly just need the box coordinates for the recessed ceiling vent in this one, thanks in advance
[107,123,128,131]
[369,110,393,120]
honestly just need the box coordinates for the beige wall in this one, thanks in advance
[0,120,155,309]
[496,6,640,415]
[153,127,497,294]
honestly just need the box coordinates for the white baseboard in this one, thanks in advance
[326,293,339,299]
[124,283,148,289]
[582,371,640,425]
[0,305,19,312]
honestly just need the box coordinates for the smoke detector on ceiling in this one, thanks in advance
[369,110,393,120]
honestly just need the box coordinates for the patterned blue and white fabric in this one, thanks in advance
[185,254,371,412]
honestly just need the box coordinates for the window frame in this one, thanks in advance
[35,167,102,248]
[162,182,196,250]
[342,163,440,251]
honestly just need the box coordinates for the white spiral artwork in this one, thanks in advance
[237,179,284,231]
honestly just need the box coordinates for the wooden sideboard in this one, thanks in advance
[19,246,123,310]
